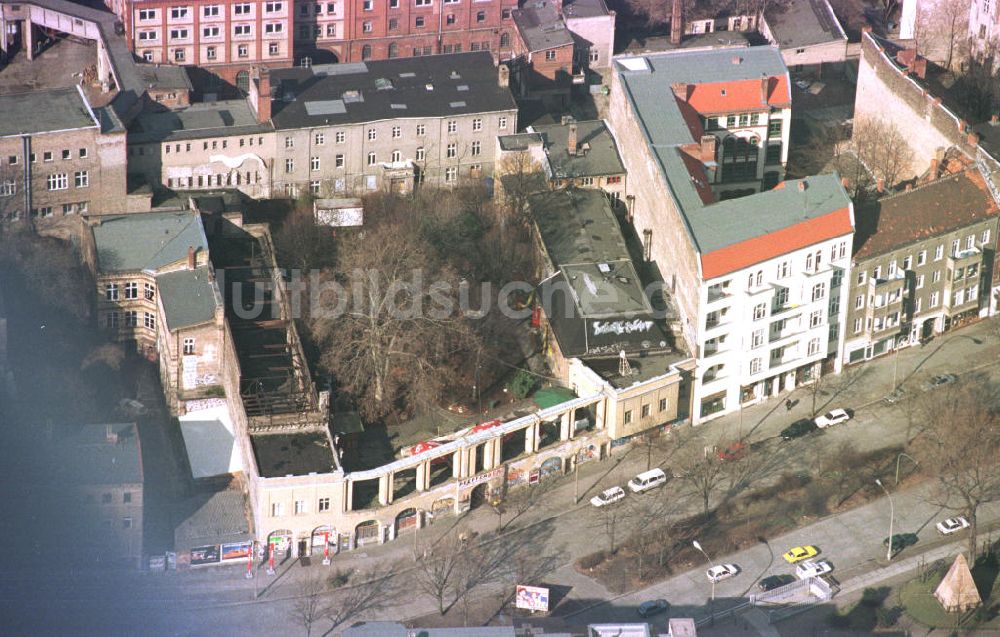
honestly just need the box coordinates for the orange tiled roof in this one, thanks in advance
[685,76,791,115]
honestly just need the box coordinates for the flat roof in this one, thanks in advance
[0,87,97,137]
[531,119,626,179]
[854,170,1000,260]
[156,266,221,331]
[530,188,630,266]
[562,0,610,19]
[252,432,337,478]
[624,32,752,54]
[138,63,194,92]
[129,100,271,143]
[92,211,209,273]
[512,2,574,52]
[498,132,543,151]
[270,52,516,130]
[764,0,847,49]
[54,423,143,485]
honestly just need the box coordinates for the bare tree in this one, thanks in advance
[413,533,465,615]
[288,572,329,637]
[913,379,1000,561]
[914,0,970,70]
[679,446,729,515]
[590,498,627,554]
[272,193,339,272]
[325,564,401,631]
[852,116,916,189]
[494,150,545,229]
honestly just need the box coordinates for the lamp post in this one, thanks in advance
[895,452,918,485]
[693,540,716,603]
[875,479,895,561]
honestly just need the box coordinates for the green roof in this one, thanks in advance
[92,211,209,273]
[155,266,220,331]
[532,386,577,409]
[532,120,626,179]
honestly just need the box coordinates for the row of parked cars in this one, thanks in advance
[590,468,672,507]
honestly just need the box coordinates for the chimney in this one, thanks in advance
[568,123,578,155]
[760,76,769,105]
[992,114,999,126]
[958,118,967,133]
[841,176,850,188]
[929,158,939,180]
[905,183,913,191]
[188,246,196,269]
[912,57,927,79]
[671,82,689,100]
[797,181,807,192]
[861,25,872,34]
[877,178,885,193]
[731,55,743,65]
[670,0,683,44]
[498,63,509,88]
[699,135,717,162]
[968,132,980,146]
[105,424,118,444]
[253,66,272,124]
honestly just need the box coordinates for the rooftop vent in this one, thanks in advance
[374,78,394,90]
[597,263,611,273]
[457,84,469,91]
[797,181,807,191]
[390,103,407,110]
[425,83,434,91]
[342,90,364,103]
[399,72,417,78]
[449,101,467,108]
[449,70,461,79]
[731,55,743,65]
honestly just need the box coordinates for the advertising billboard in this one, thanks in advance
[514,584,550,612]
[221,541,253,561]
[190,544,221,566]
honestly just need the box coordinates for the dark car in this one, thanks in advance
[780,419,818,440]
[883,533,919,554]
[637,599,669,618]
[758,574,796,591]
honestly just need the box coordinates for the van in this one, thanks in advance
[627,468,667,493]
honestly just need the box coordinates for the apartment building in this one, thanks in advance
[103,0,294,90]
[844,169,1000,364]
[292,0,519,65]
[0,86,134,220]
[269,52,517,195]
[608,47,853,423]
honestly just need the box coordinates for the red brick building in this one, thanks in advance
[293,0,520,64]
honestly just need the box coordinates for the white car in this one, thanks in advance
[706,564,739,583]
[936,516,970,535]
[590,486,626,508]
[795,559,833,579]
[814,409,851,429]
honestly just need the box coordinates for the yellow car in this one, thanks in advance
[782,546,818,564]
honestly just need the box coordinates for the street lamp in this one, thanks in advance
[875,479,895,561]
[693,540,716,603]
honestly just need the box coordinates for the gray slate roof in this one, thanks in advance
[530,188,629,266]
[55,423,143,485]
[512,1,574,52]
[764,0,847,49]
[270,52,517,130]
[138,63,194,92]
[0,87,97,137]
[129,100,271,143]
[174,486,252,550]
[93,211,209,273]
[156,266,221,331]
[531,120,626,178]
[615,48,849,256]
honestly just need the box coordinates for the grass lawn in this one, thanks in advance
[900,574,1000,630]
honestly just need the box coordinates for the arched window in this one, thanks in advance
[361,44,372,60]
[388,42,398,58]
[235,70,250,95]
[499,32,510,48]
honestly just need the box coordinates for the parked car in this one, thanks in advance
[883,388,906,405]
[758,574,796,591]
[924,374,958,391]
[795,559,833,579]
[782,545,819,563]
[936,517,970,535]
[628,468,668,493]
[717,441,747,461]
[637,599,669,618]
[781,419,818,440]
[706,564,740,583]
[883,533,919,553]
[795,79,812,90]
[814,409,851,429]
[590,486,626,508]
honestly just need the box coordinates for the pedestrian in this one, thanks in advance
[785,399,792,411]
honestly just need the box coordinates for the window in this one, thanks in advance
[204,5,220,16]
[294,499,307,514]
[106,283,119,301]
[930,291,939,307]
[917,250,927,266]
[271,502,284,516]
[102,493,112,504]
[807,338,821,356]
[311,156,320,171]
[235,24,251,35]
[327,1,336,11]
[445,166,458,182]
[416,124,426,136]
[416,0,431,4]
[389,17,398,29]
[934,244,944,260]
[144,312,155,329]
[391,125,401,139]
[124,311,138,327]
[855,294,864,309]
[658,398,668,412]
[415,16,424,27]
[545,50,556,61]
[285,136,294,149]
[982,229,992,245]
[500,32,510,47]
[751,329,764,348]
[806,252,813,270]
[809,310,822,327]
[367,152,377,165]
[327,24,336,36]
[932,270,941,283]
[388,42,398,58]
[43,151,52,162]
[752,302,767,320]
[950,239,960,255]
[335,131,346,143]
[335,154,345,167]
[169,28,188,39]
[623,410,632,425]
[0,181,15,197]
[471,140,481,156]
[174,48,185,61]
[206,46,217,59]
[265,22,283,33]
[75,171,89,188]
[966,234,975,250]
[811,282,826,301]
[310,180,321,195]
[446,13,456,24]
[47,173,68,190]
[170,7,189,19]
[237,43,249,57]
[641,404,651,418]
[285,158,294,173]
[234,3,251,14]
[446,143,457,159]
[124,281,138,300]
[139,9,157,20]
[916,274,924,289]
[318,498,331,512]
[768,118,782,137]
[853,317,862,334]
[314,133,325,145]
[472,117,483,132]
[502,7,511,18]
[265,1,282,10]
[415,147,425,161]
[367,128,377,141]
[389,0,399,6]
[829,295,840,314]
[447,120,457,134]
[138,29,157,41]
[775,287,789,307]
[363,0,373,8]
[203,26,220,37]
